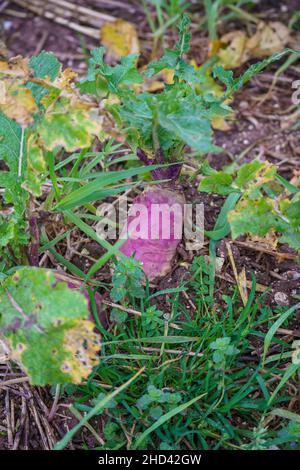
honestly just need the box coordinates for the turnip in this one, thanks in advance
[119,176,185,281]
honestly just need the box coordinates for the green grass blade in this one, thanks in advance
[55,165,161,210]
[267,363,299,407]
[54,367,145,450]
[64,210,125,262]
[271,408,300,424]
[262,302,300,365]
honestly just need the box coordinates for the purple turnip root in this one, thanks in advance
[54,272,107,328]
[119,185,185,281]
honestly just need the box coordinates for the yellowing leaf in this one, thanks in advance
[208,38,222,58]
[226,242,248,306]
[101,19,139,59]
[212,115,231,131]
[0,267,101,385]
[62,320,100,383]
[141,67,174,92]
[53,67,78,90]
[38,98,103,151]
[218,31,250,69]
[22,134,47,196]
[0,79,37,125]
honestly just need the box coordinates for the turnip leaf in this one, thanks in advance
[0,268,101,385]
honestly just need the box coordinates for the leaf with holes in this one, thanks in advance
[0,267,101,385]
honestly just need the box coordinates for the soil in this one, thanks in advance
[0,0,299,450]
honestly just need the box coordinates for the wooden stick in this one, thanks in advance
[12,0,115,28]
[0,1,10,13]
[11,0,101,38]
[0,376,29,387]
[47,0,115,22]
[3,7,28,17]
[140,346,203,358]
[102,300,182,331]
[232,240,298,262]
[226,242,248,306]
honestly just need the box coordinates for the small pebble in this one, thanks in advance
[239,101,248,109]
[3,21,12,30]
[286,271,300,280]
[274,291,289,306]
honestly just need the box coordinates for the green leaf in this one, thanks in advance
[0,267,101,385]
[0,175,28,255]
[232,50,291,93]
[157,90,220,153]
[0,113,28,259]
[117,92,153,148]
[283,199,300,226]
[175,13,191,57]
[272,408,300,424]
[29,51,61,80]
[54,367,144,450]
[145,15,199,84]
[212,65,234,92]
[0,111,24,175]
[199,172,236,195]
[28,51,62,105]
[219,49,294,99]
[132,392,206,449]
[80,48,142,95]
[205,192,241,241]
[107,54,143,91]
[267,363,299,407]
[236,160,265,188]
[145,49,178,77]
[279,230,300,250]
[55,164,161,210]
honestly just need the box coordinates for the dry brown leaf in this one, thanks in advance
[247,21,290,58]
[0,40,8,59]
[0,55,30,77]
[217,22,291,69]
[101,19,139,60]
[237,268,249,306]
[246,232,278,250]
[226,242,248,306]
